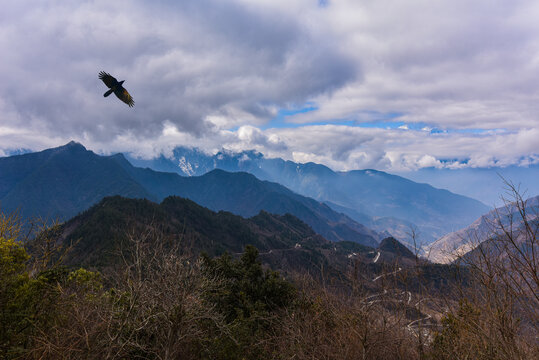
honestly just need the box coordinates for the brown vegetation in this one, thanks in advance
[0,186,537,359]
[432,182,538,360]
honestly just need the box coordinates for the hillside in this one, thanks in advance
[54,195,459,295]
[426,195,539,263]
[115,157,379,246]
[58,196,335,270]
[127,147,490,243]
[55,195,399,282]
[0,142,154,220]
[0,142,378,247]
[7,196,482,360]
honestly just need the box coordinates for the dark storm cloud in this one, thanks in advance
[0,0,357,145]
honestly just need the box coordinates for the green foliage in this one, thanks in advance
[202,245,296,322]
[429,299,495,360]
[67,267,103,292]
[0,239,70,358]
[202,245,296,359]
[0,234,31,358]
[0,236,29,279]
[0,212,103,359]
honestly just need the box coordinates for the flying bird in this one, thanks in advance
[98,71,134,107]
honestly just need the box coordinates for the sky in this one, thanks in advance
[1,0,539,173]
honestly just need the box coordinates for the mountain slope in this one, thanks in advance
[0,142,378,247]
[114,155,379,246]
[59,195,321,266]
[379,237,416,260]
[0,142,154,220]
[126,147,490,243]
[54,195,460,299]
[56,195,380,280]
[426,195,539,263]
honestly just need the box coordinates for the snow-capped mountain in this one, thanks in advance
[126,147,490,245]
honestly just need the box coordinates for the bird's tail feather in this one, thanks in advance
[103,89,114,97]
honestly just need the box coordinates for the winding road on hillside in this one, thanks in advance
[365,249,435,337]
[372,267,402,282]
[257,241,434,336]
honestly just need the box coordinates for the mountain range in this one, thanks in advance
[55,195,373,276]
[127,146,490,244]
[0,142,378,247]
[0,140,487,285]
[1,141,501,251]
[0,142,153,220]
[52,195,461,295]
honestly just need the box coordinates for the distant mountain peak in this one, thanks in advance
[108,152,130,164]
[51,141,88,156]
[63,140,86,149]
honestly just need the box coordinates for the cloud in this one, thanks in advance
[286,0,539,130]
[0,0,356,140]
[63,123,536,173]
[0,0,538,172]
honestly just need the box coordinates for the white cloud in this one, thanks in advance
[285,0,539,131]
[0,0,538,172]
[43,123,533,173]
[0,0,355,139]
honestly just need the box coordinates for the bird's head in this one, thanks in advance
[119,80,125,85]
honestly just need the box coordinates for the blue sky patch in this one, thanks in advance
[260,105,505,137]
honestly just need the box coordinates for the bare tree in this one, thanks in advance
[433,182,538,360]
[30,224,226,360]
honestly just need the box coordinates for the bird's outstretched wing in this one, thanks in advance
[99,71,117,88]
[115,87,135,107]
